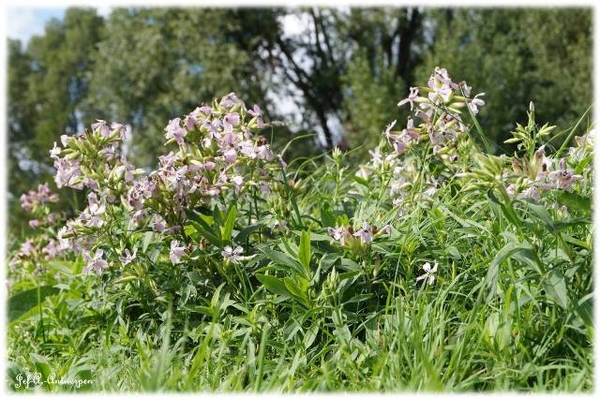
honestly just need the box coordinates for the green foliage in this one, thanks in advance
[7,7,592,237]
[416,8,592,152]
[7,67,593,392]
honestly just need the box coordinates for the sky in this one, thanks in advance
[6,8,66,43]
[5,6,113,44]
[6,0,595,45]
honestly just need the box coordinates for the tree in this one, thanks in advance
[87,8,278,167]
[7,8,105,237]
[337,8,425,156]
[415,8,593,152]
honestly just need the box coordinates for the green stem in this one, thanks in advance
[37,282,46,343]
[555,105,592,158]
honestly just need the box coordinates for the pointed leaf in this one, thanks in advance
[543,269,569,309]
[256,274,291,298]
[298,230,311,277]
[221,205,237,243]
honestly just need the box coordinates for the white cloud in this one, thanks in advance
[96,6,112,18]
[5,8,44,43]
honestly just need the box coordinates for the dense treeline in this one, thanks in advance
[7,7,592,236]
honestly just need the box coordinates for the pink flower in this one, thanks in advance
[83,249,109,275]
[20,183,60,211]
[248,104,264,127]
[60,134,70,146]
[111,122,127,140]
[169,240,186,264]
[152,214,167,232]
[239,141,257,159]
[256,145,274,160]
[119,248,137,265]
[397,87,419,109]
[84,177,99,190]
[164,118,187,145]
[49,142,61,159]
[223,148,237,164]
[383,120,397,142]
[42,239,61,260]
[393,140,407,156]
[223,112,240,133]
[185,107,202,130]
[467,93,485,115]
[353,222,373,244]
[549,167,581,191]
[518,184,541,202]
[222,132,239,146]
[219,92,242,109]
[231,175,244,190]
[221,245,244,264]
[91,120,111,137]
[248,104,262,118]
[199,105,213,116]
[20,239,36,257]
[328,226,348,245]
[54,158,82,189]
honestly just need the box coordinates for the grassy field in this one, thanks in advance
[6,70,593,392]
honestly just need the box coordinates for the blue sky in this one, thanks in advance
[6,8,67,44]
[5,5,112,45]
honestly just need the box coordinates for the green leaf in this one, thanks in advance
[185,209,221,247]
[8,287,60,323]
[339,258,361,272]
[303,322,319,349]
[319,253,340,272]
[543,269,569,309]
[259,247,306,278]
[320,205,336,228]
[557,191,592,213]
[484,312,500,344]
[256,274,291,298]
[30,353,52,380]
[142,231,155,252]
[350,174,370,187]
[298,230,311,277]
[283,276,311,309]
[220,204,237,244]
[572,293,593,329]
[523,201,556,234]
[488,190,523,230]
[236,223,264,243]
[486,240,536,301]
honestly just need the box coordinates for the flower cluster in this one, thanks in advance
[394,66,484,160]
[20,183,59,212]
[124,93,278,232]
[327,222,391,247]
[14,93,280,278]
[506,141,588,202]
[357,67,485,208]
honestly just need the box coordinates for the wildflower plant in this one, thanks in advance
[7,68,593,392]
[9,93,285,324]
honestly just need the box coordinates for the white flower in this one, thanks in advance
[416,262,438,285]
[83,249,109,275]
[353,222,373,244]
[169,240,186,264]
[119,248,137,265]
[222,245,244,264]
[328,226,347,245]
